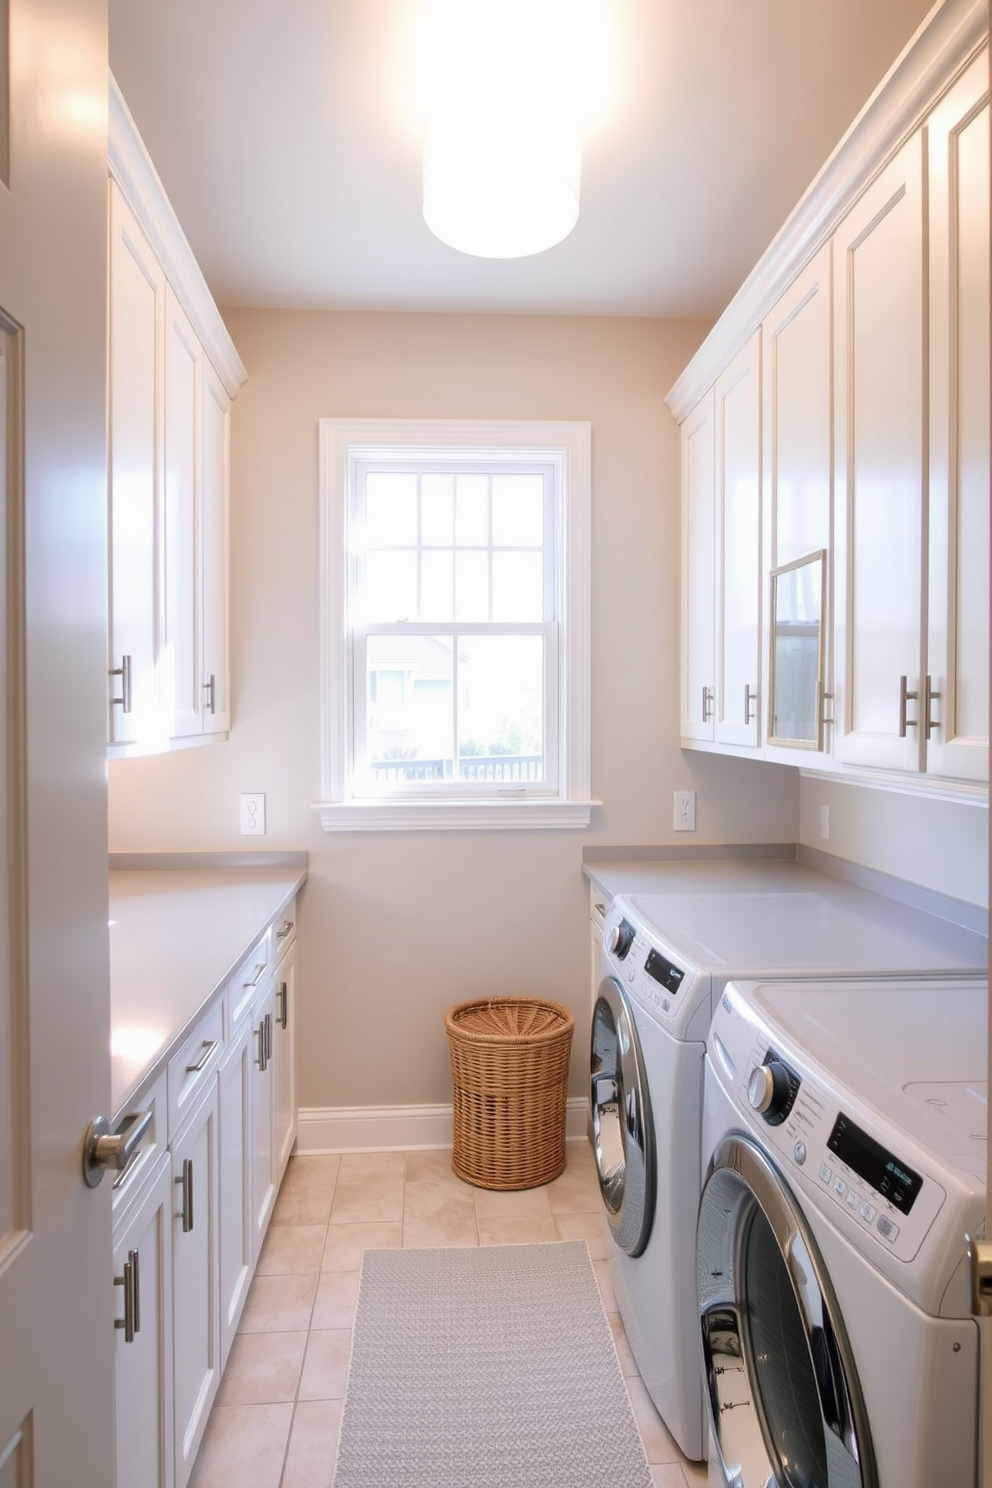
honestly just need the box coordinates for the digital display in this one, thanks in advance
[827,1112,923,1214]
[644,949,685,995]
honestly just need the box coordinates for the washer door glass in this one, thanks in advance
[590,975,655,1257]
[697,1134,876,1488]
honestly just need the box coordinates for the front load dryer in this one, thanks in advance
[590,877,986,1462]
[698,975,987,1488]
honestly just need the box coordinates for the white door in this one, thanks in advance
[0,2,115,1484]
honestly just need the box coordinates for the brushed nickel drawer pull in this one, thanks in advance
[114,1248,140,1343]
[109,654,133,714]
[185,1039,217,1074]
[203,673,216,715]
[275,919,294,940]
[242,962,266,990]
[277,981,288,1031]
[176,1158,194,1233]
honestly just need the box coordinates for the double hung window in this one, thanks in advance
[317,419,592,830]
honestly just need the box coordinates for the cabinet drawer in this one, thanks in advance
[111,1068,169,1222]
[168,999,225,1141]
[228,932,272,1028]
[272,897,297,964]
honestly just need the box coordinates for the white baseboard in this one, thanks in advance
[296,1097,590,1154]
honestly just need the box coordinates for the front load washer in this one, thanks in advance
[698,975,987,1488]
[590,873,987,1461]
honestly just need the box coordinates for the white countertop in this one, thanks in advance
[109,864,306,1117]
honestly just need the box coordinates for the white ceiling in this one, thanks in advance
[108,0,937,320]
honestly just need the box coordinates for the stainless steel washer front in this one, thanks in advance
[590,974,655,1258]
[697,1133,876,1488]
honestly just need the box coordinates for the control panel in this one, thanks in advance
[600,900,709,1041]
[710,991,947,1268]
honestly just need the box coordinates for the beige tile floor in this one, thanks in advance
[189,1143,709,1488]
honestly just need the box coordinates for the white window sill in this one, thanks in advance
[312,799,600,832]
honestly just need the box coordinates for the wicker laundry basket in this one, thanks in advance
[445,996,575,1190]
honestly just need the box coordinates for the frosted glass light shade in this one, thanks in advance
[423,91,581,258]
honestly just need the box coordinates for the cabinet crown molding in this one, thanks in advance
[665,0,987,421]
[109,74,248,400]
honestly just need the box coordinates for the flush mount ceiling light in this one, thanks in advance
[423,88,581,259]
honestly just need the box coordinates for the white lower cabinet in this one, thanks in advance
[113,897,300,1488]
[171,1082,221,1488]
[114,1154,174,1488]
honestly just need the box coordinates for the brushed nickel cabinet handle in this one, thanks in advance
[898,675,918,737]
[277,981,288,1031]
[255,1020,267,1072]
[924,674,941,740]
[702,686,714,722]
[265,1010,272,1065]
[110,654,133,714]
[176,1158,194,1233]
[275,919,294,940]
[242,962,266,990]
[744,685,757,724]
[203,673,216,715]
[114,1248,140,1343]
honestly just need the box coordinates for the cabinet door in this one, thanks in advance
[108,180,165,747]
[114,1156,174,1488]
[217,1015,253,1371]
[680,389,716,742]
[172,1084,221,1488]
[163,285,202,739]
[201,360,231,735]
[761,246,833,755]
[926,50,989,784]
[251,979,278,1251]
[273,940,298,1180]
[833,132,925,771]
[714,332,761,747]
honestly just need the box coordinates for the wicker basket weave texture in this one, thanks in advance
[445,996,574,1191]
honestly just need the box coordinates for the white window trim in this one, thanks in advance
[314,417,596,831]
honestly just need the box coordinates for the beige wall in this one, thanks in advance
[798,776,988,910]
[108,309,806,1111]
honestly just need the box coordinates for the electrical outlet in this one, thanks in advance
[674,790,696,832]
[240,793,266,836]
[820,804,830,841]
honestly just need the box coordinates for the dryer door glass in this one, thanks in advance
[697,1134,876,1488]
[590,976,655,1257]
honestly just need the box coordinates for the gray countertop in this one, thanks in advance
[109,858,307,1116]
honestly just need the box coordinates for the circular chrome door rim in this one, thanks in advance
[589,974,656,1257]
[697,1132,878,1488]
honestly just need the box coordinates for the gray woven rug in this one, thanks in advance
[331,1240,653,1488]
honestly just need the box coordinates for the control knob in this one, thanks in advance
[608,919,635,960]
[748,1060,794,1122]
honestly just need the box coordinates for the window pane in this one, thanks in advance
[455,474,488,545]
[455,550,489,620]
[421,474,454,545]
[492,474,543,546]
[365,472,418,545]
[364,551,417,621]
[367,634,454,782]
[492,551,544,621]
[421,549,454,621]
[458,635,544,782]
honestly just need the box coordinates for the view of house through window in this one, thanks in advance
[352,464,558,795]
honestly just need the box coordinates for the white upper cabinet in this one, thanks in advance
[108,77,246,757]
[832,132,926,774]
[925,51,990,783]
[668,0,989,797]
